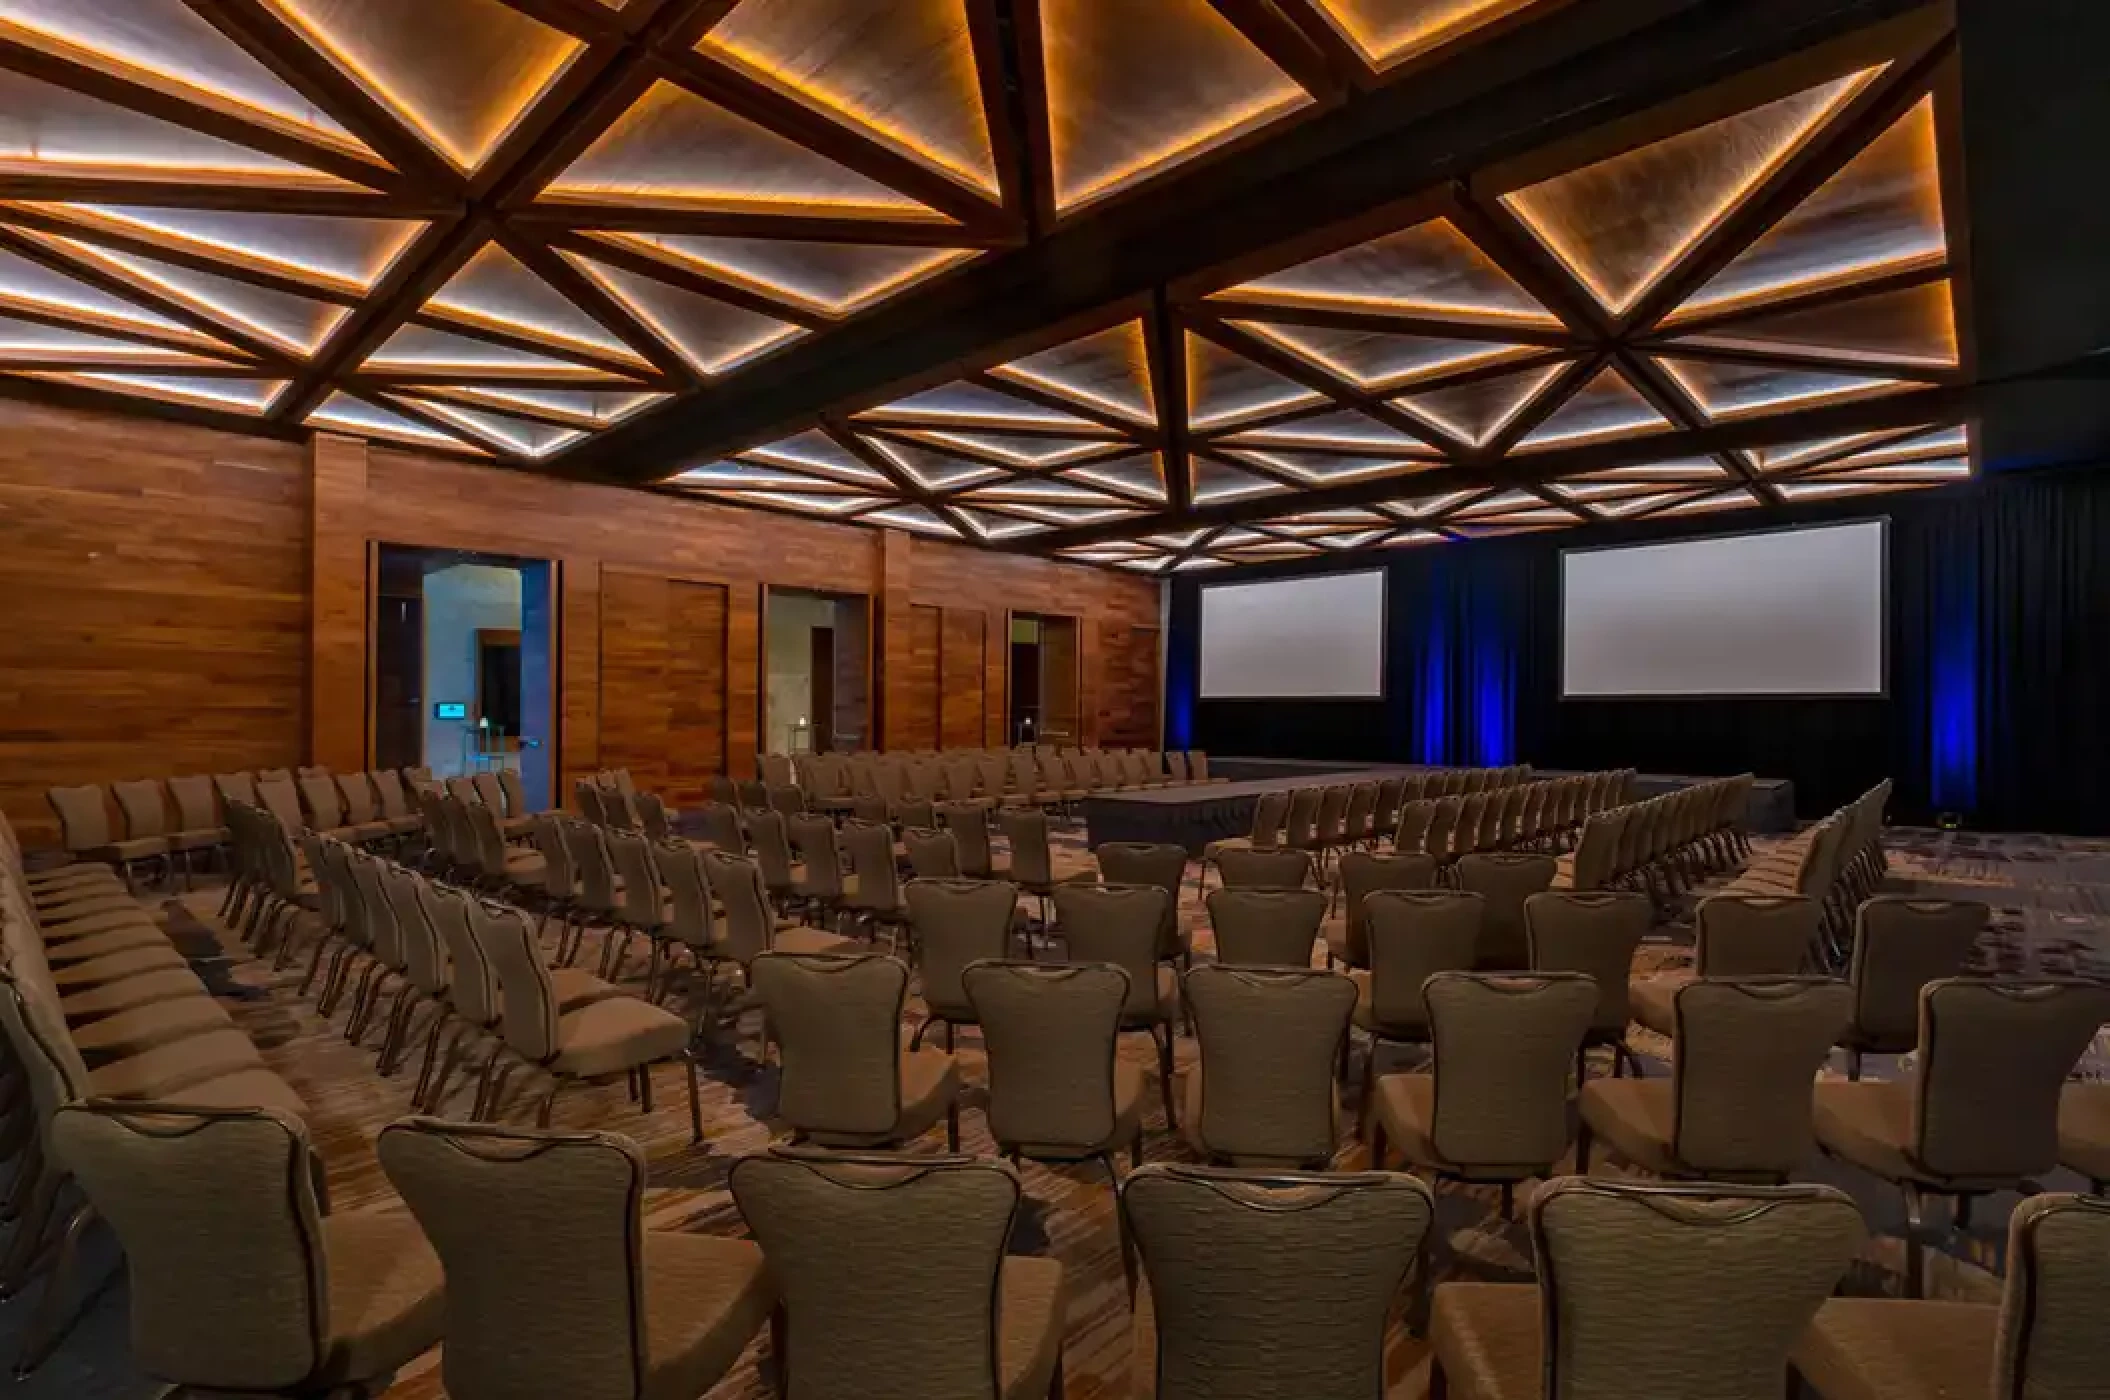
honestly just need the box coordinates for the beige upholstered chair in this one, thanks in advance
[964,959,1144,1193]
[694,800,744,853]
[841,819,911,948]
[1054,882,1180,1128]
[473,899,702,1139]
[752,950,962,1150]
[1205,887,1325,968]
[164,774,229,884]
[54,1101,442,1397]
[1122,1164,1433,1400]
[1452,852,1556,970]
[2058,1082,2110,1192]
[1096,842,1191,962]
[1525,890,1651,1077]
[1814,977,2110,1296]
[379,1117,775,1400]
[1631,894,1817,1037]
[1201,789,1292,894]
[1579,977,1850,1182]
[1792,1191,2110,1400]
[1837,896,1989,1078]
[902,826,962,880]
[1351,890,1483,1116]
[703,848,856,967]
[1182,964,1355,1167]
[1213,846,1311,891]
[1430,1178,1864,1400]
[47,784,169,889]
[731,1149,1066,1400]
[938,801,1006,879]
[1327,851,1437,969]
[1370,971,1596,1210]
[1393,799,1436,856]
[907,877,1019,1050]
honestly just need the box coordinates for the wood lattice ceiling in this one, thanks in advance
[0,0,1554,458]
[0,0,1972,567]
[670,21,1975,569]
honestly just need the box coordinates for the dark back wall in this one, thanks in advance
[1166,467,2110,834]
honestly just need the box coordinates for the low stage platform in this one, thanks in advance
[1082,762,1797,856]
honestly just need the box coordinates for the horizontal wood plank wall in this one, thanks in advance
[598,572,728,807]
[0,400,308,846]
[902,604,943,751]
[940,608,986,750]
[0,398,1159,845]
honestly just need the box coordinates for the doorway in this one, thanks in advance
[369,544,557,809]
[1008,612,1081,746]
[764,586,871,753]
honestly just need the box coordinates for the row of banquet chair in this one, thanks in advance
[1723,779,1893,970]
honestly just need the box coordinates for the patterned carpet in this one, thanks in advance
[15,822,2109,1399]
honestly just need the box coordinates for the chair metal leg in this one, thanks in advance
[946,1099,961,1152]
[1902,1184,1927,1299]
[684,1054,704,1144]
[1154,1025,1178,1130]
[638,1064,655,1115]
[537,1081,563,1129]
[13,1202,99,1378]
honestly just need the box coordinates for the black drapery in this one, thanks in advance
[1168,466,2110,833]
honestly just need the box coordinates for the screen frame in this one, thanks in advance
[1197,566,1391,702]
[1557,515,1892,702]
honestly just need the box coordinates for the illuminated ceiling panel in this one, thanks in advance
[0,316,224,367]
[1063,453,1166,501]
[697,0,998,197]
[1193,455,1290,503]
[1501,72,1873,313]
[1515,366,1671,449]
[1225,217,1557,325]
[1233,320,1538,390]
[1039,0,1311,211]
[419,384,664,429]
[990,320,1156,424]
[1311,0,1543,69]
[1667,279,1957,368]
[863,381,1098,428]
[548,79,944,217]
[0,0,360,147]
[565,252,806,376]
[1225,448,1431,485]
[41,237,351,353]
[427,243,643,360]
[593,233,976,316]
[1389,362,1566,446]
[309,390,483,449]
[872,438,1006,490]
[1681,97,1945,318]
[23,205,423,291]
[406,397,585,457]
[745,429,893,484]
[364,322,621,376]
[25,371,286,413]
[263,0,581,171]
[1218,409,1434,453]
[1185,331,1324,428]
[0,68,349,183]
[0,246,197,339]
[1655,355,1908,420]
[887,427,1118,468]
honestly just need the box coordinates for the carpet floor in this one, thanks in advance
[12,822,2106,1399]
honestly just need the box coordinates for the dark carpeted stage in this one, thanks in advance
[1083,761,1797,856]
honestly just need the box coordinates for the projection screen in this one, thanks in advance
[1200,570,1386,699]
[1561,520,1887,698]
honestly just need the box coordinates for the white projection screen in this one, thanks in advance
[1561,520,1887,698]
[1200,570,1386,699]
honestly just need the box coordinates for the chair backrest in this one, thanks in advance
[298,773,344,830]
[53,1103,332,1393]
[1913,978,2110,1181]
[1995,1193,2110,1399]
[907,879,1018,1021]
[1525,891,1651,1034]
[604,827,667,929]
[565,819,619,913]
[1096,841,1187,954]
[902,827,960,880]
[1424,971,1596,1173]
[1313,784,1351,841]
[1189,751,1212,780]
[730,1150,1021,1400]
[420,881,495,1027]
[1245,788,1291,848]
[334,771,380,826]
[935,803,995,877]
[635,790,672,841]
[1184,965,1356,1164]
[378,861,449,997]
[1671,978,1851,1177]
[112,779,171,839]
[349,850,403,970]
[1423,797,1460,860]
[1693,895,1817,977]
[751,952,909,1137]
[964,959,1128,1152]
[1336,851,1439,967]
[474,900,560,1064]
[1215,846,1311,890]
[1530,1178,1864,1400]
[1847,897,1989,1049]
[1282,786,1322,847]
[1122,1164,1433,1400]
[1364,890,1483,1031]
[746,808,796,888]
[574,779,610,828]
[654,837,717,953]
[213,771,259,811]
[1206,887,1326,968]
[838,818,897,909]
[378,1118,651,1400]
[1394,800,1436,855]
[998,809,1054,886]
[472,771,507,816]
[785,813,843,899]
[695,800,745,853]
[702,850,776,966]
[47,784,113,851]
[1053,883,1170,1022]
[498,767,530,819]
[1453,852,1557,969]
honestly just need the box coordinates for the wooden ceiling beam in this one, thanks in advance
[544,230,830,331]
[352,387,520,461]
[1194,294,1578,347]
[965,371,1159,440]
[1634,339,1958,385]
[1031,381,1963,548]
[1648,258,1949,336]
[384,382,629,431]
[1475,349,1605,459]
[405,307,666,382]
[495,227,699,387]
[816,418,942,507]
[183,0,460,191]
[509,202,989,245]
[966,0,1034,232]
[0,205,365,305]
[1445,188,1616,340]
[354,368,647,390]
[1186,312,1466,456]
[0,299,264,362]
[1145,289,1193,512]
[1613,346,1777,501]
[0,177,450,216]
[1005,0,1059,235]
[1206,0,1357,103]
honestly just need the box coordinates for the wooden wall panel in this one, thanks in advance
[939,608,985,750]
[0,399,307,846]
[984,608,1008,747]
[901,604,943,751]
[597,571,673,797]
[668,581,729,803]
[0,397,1158,845]
[1099,618,1163,748]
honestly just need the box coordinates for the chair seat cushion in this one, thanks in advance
[2059,1082,2110,1184]
[641,1233,775,1400]
[550,967,624,1013]
[1372,1072,1441,1168]
[33,891,149,923]
[1350,970,1426,1040]
[85,838,172,862]
[70,995,233,1058]
[1790,1298,1998,1400]
[551,996,692,1078]
[769,927,860,958]
[1629,974,1685,1038]
[50,944,188,989]
[158,1067,312,1118]
[318,1209,446,1386]
[169,826,228,853]
[42,925,171,966]
[1430,1281,1540,1400]
[998,1255,1065,1400]
[36,906,163,940]
[62,967,210,1021]
[1813,1079,2012,1190]
[85,1028,264,1098]
[1578,1078,1678,1175]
